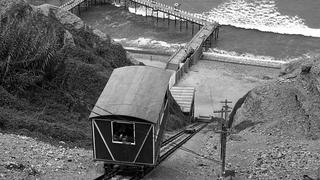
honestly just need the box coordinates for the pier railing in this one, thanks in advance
[130,0,212,25]
[60,0,84,11]
[59,0,220,88]
[60,0,214,26]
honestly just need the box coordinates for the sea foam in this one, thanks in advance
[121,0,320,37]
[114,37,185,53]
[203,0,320,37]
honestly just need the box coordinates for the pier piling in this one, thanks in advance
[61,0,220,49]
[192,22,194,35]
[174,16,176,27]
[156,11,158,24]
[60,0,220,86]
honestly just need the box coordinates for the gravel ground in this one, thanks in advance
[0,133,103,180]
[177,59,280,116]
[226,130,320,179]
[145,123,222,180]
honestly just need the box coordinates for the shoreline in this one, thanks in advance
[126,47,286,69]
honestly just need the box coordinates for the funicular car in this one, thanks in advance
[89,66,172,170]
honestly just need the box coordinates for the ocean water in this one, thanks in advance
[80,0,320,61]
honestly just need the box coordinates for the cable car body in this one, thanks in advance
[90,66,172,167]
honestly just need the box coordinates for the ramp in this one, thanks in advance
[170,86,195,121]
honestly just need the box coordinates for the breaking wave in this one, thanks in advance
[202,0,320,37]
[209,48,279,61]
[118,0,320,37]
[114,37,185,53]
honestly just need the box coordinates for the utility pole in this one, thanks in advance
[221,99,232,124]
[214,99,232,177]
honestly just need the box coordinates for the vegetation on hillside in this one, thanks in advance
[0,0,131,148]
[0,0,188,149]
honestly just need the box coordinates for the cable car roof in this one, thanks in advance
[89,66,172,123]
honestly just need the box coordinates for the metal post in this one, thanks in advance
[168,14,170,26]
[217,26,219,40]
[146,6,147,19]
[214,99,232,177]
[214,29,217,40]
[151,9,153,22]
[163,11,165,22]
[192,22,194,36]
[213,108,224,169]
[135,2,137,13]
[179,18,182,32]
[209,33,212,48]
[156,11,158,25]
[219,109,224,161]
[221,119,227,175]
[174,16,176,27]
[186,20,188,29]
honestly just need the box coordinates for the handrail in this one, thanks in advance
[60,0,212,26]
[129,0,210,25]
[59,0,219,88]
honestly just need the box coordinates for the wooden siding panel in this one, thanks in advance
[93,119,155,165]
[135,126,154,164]
[93,121,113,160]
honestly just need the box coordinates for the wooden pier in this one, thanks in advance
[167,23,219,88]
[124,0,214,25]
[60,0,108,15]
[166,23,219,71]
[60,0,220,87]
[60,0,216,34]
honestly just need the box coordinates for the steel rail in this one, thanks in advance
[161,122,200,146]
[159,123,207,162]
[94,167,120,180]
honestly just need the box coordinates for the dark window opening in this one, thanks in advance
[112,121,135,145]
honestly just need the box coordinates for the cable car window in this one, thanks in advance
[112,121,135,145]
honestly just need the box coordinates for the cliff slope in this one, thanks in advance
[231,56,320,140]
[0,0,131,148]
[225,56,320,179]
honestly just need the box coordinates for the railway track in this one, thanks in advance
[159,123,207,162]
[161,122,200,146]
[95,122,208,180]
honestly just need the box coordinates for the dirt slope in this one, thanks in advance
[232,56,320,140]
[0,0,131,148]
[225,56,320,179]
